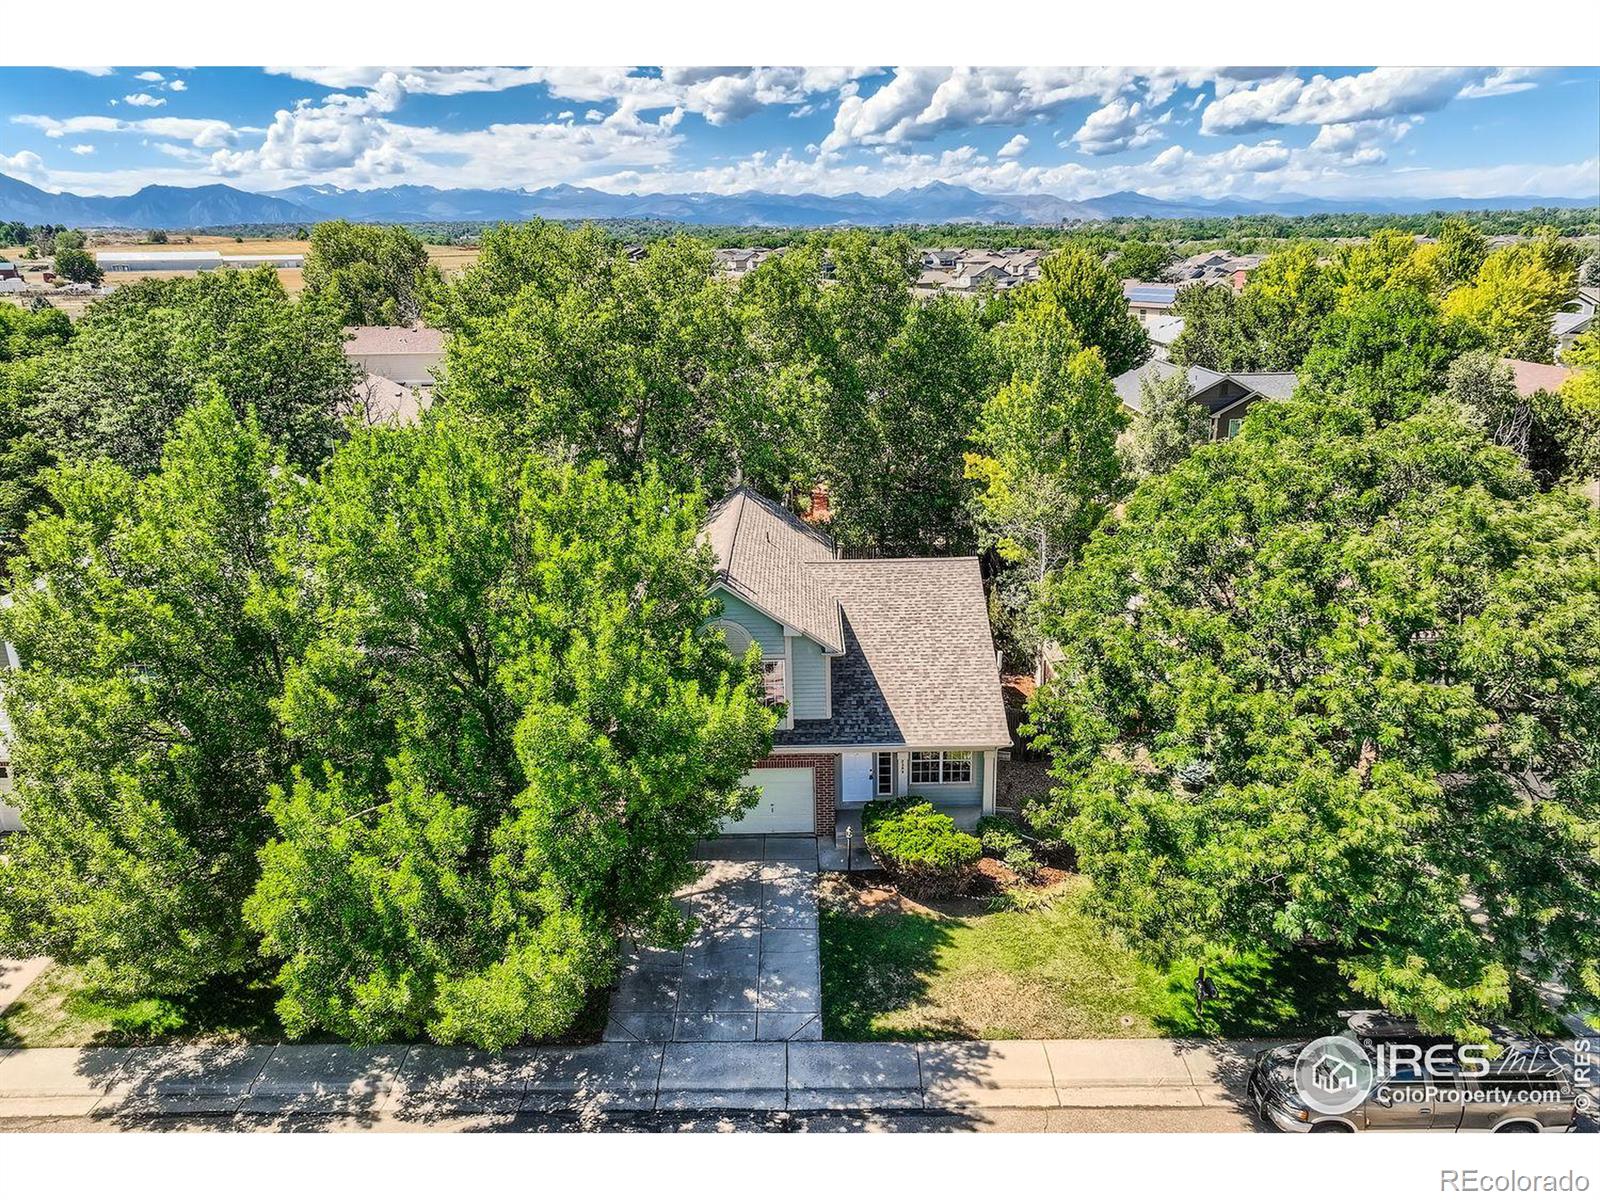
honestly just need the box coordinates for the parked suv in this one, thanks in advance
[1249,1012,1586,1133]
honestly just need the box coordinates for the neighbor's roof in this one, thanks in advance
[774,557,1011,749]
[342,325,447,356]
[1123,281,1178,305]
[1146,314,1185,346]
[701,487,844,654]
[1554,308,1593,338]
[356,373,426,426]
[1228,372,1299,400]
[1113,359,1222,413]
[1501,358,1574,398]
[1112,359,1298,412]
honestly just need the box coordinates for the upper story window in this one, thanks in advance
[760,658,786,707]
[909,750,973,786]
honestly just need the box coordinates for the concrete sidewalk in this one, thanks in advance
[0,1037,1270,1119]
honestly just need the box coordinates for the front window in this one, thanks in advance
[760,658,786,707]
[941,751,973,783]
[909,750,973,785]
[1225,417,1243,438]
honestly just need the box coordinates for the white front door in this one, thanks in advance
[722,766,815,835]
[840,751,875,805]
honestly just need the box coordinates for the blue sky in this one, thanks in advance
[1,66,1595,201]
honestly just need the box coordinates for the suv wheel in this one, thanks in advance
[1494,1122,1540,1133]
[1310,1123,1352,1133]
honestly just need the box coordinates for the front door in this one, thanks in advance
[840,751,875,805]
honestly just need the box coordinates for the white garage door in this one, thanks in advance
[722,766,815,835]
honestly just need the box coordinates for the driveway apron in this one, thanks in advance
[605,835,821,1043]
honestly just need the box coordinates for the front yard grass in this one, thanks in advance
[820,873,1352,1042]
[0,963,284,1049]
[0,962,612,1050]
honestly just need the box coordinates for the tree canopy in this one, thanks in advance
[22,268,354,477]
[1026,398,1600,1039]
[245,412,774,1047]
[0,395,305,997]
[303,220,438,326]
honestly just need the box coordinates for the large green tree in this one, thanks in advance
[740,232,997,554]
[1120,366,1212,481]
[0,395,305,997]
[440,224,780,497]
[1170,242,1333,373]
[246,412,774,1048]
[1012,246,1147,377]
[1300,287,1482,422]
[303,220,438,327]
[1027,398,1600,1038]
[0,304,73,577]
[24,268,354,475]
[1442,230,1578,363]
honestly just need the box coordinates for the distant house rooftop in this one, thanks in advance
[342,325,447,356]
[1123,281,1178,305]
[1501,358,1574,398]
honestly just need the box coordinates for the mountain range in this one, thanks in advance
[2,171,1593,230]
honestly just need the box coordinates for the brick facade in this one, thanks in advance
[754,751,838,836]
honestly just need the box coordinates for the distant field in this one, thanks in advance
[2,237,480,311]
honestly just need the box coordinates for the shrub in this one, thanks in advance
[863,798,982,898]
[976,813,1040,882]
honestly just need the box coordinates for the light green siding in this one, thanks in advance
[710,589,783,658]
[790,635,828,719]
[906,750,985,808]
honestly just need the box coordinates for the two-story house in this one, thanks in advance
[701,488,1011,838]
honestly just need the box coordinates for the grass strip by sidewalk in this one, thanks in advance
[820,875,1351,1042]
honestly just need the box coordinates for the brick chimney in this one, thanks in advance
[806,483,832,523]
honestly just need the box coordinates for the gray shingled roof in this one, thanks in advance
[773,557,1010,749]
[1230,372,1299,400]
[1112,360,1298,412]
[1113,359,1223,413]
[702,490,1010,749]
[701,488,844,654]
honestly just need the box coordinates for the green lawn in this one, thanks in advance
[0,961,613,1050]
[820,876,1353,1042]
[0,964,285,1049]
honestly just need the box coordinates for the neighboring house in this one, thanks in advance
[1146,314,1185,361]
[0,260,20,281]
[1164,250,1262,287]
[713,247,782,277]
[220,253,306,269]
[1113,358,1299,439]
[701,488,1010,837]
[342,324,446,388]
[1123,281,1179,325]
[1554,289,1596,361]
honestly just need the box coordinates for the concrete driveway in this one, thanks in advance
[605,835,821,1044]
